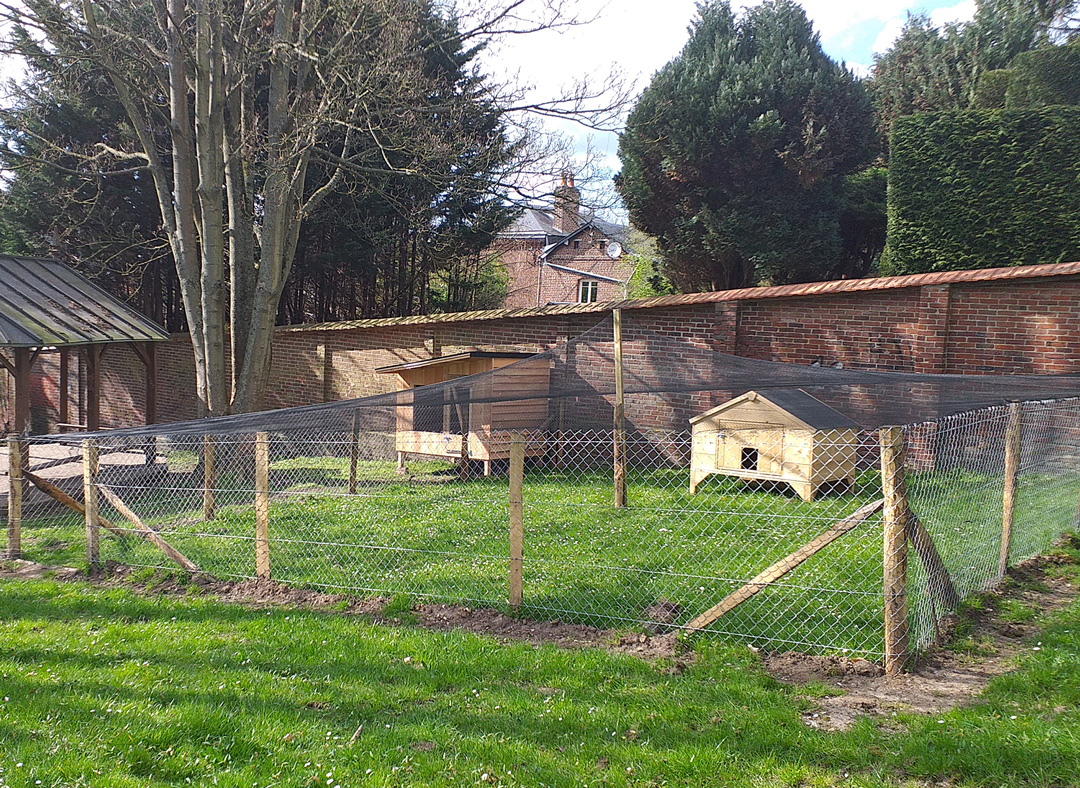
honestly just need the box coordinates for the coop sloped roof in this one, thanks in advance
[375,351,536,373]
[690,389,862,430]
[0,255,169,348]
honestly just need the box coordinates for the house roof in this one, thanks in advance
[277,260,1080,334]
[375,351,536,374]
[690,389,861,430]
[0,255,170,348]
[503,208,628,247]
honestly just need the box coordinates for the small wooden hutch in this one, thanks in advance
[376,351,551,475]
[689,389,859,501]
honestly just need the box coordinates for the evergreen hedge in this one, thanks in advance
[1006,44,1080,108]
[884,108,1080,274]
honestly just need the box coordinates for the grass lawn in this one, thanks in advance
[2,550,1080,787]
[12,454,1078,661]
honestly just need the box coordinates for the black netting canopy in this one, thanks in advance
[47,315,1080,441]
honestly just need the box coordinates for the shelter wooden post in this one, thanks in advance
[6,436,22,559]
[82,439,101,573]
[203,435,216,521]
[348,411,360,494]
[880,427,909,675]
[84,345,105,432]
[59,348,70,425]
[509,432,524,609]
[612,309,627,508]
[999,402,1022,578]
[12,347,31,435]
[144,342,157,425]
[254,432,271,579]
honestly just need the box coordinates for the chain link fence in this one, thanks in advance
[4,397,1079,669]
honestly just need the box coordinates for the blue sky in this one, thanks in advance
[476,0,979,211]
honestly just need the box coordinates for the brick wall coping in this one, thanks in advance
[277,260,1080,334]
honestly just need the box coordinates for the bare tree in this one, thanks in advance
[2,0,628,414]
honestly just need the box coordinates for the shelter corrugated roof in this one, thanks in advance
[279,260,1080,334]
[0,255,170,348]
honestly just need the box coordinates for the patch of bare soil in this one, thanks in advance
[769,547,1080,732]
[412,603,683,662]
[0,558,82,582]
[0,560,683,662]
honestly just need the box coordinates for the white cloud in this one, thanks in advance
[929,0,977,27]
[872,15,908,55]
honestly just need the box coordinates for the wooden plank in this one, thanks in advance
[203,435,216,521]
[509,433,524,608]
[23,468,126,538]
[83,439,100,572]
[457,402,471,482]
[97,485,200,572]
[686,498,884,631]
[908,514,960,609]
[612,308,626,508]
[999,402,1021,578]
[880,427,909,675]
[254,432,270,579]
[6,436,22,559]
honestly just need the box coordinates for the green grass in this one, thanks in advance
[2,572,1080,786]
[11,456,1078,661]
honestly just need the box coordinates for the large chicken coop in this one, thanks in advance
[376,351,551,474]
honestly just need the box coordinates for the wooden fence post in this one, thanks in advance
[612,308,627,508]
[254,432,271,579]
[348,411,360,494]
[999,402,1022,578]
[880,427,909,675]
[509,433,524,609]
[203,435,216,521]
[6,436,22,559]
[83,439,100,573]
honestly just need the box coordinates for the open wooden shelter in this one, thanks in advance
[0,255,170,435]
[376,351,551,475]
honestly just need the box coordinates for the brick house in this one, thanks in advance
[495,174,637,308]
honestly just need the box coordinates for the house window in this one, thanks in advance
[578,280,599,303]
[573,240,580,249]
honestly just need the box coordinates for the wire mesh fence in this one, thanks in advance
[4,397,1079,669]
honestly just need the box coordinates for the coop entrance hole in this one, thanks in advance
[741,446,759,471]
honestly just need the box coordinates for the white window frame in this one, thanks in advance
[578,279,599,303]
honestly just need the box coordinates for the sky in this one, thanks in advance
[0,0,980,212]
[475,0,979,212]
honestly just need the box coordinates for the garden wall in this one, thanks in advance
[5,261,1080,433]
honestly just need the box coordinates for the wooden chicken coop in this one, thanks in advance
[376,351,551,475]
[689,389,859,501]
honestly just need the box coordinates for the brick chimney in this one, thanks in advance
[552,172,580,234]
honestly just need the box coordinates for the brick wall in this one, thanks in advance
[5,269,1079,433]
